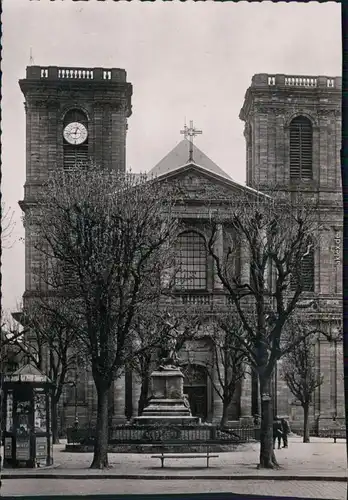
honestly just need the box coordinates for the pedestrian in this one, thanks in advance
[273,417,282,450]
[281,417,291,448]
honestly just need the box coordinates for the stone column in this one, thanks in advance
[240,366,252,417]
[318,340,333,418]
[161,221,173,289]
[240,235,250,284]
[212,350,223,423]
[112,374,126,423]
[132,372,142,417]
[213,223,224,289]
[336,341,345,417]
[276,359,290,417]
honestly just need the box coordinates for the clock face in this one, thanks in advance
[63,122,88,145]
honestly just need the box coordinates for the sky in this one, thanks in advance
[1,0,341,316]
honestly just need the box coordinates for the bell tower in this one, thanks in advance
[19,65,133,301]
[240,73,344,428]
[239,73,341,195]
[19,65,132,195]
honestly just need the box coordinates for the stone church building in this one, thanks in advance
[17,66,343,433]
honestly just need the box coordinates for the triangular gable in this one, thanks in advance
[5,363,52,383]
[155,161,271,200]
[14,363,47,378]
[149,139,233,181]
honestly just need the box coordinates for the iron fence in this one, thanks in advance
[67,423,259,446]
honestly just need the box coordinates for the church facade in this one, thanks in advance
[17,66,343,434]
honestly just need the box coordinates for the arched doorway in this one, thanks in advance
[182,364,208,421]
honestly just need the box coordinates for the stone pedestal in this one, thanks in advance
[133,365,198,425]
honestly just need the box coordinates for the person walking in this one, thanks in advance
[281,417,291,448]
[273,417,283,450]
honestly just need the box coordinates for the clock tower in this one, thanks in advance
[19,65,133,304]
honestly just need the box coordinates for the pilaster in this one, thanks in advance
[112,374,126,423]
[240,367,252,417]
[240,235,250,284]
[212,351,223,423]
[213,223,224,289]
[132,372,142,417]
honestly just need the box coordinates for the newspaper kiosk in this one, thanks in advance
[2,364,53,468]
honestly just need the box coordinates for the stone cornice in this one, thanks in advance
[21,81,133,117]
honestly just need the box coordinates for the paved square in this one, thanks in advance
[0,478,347,499]
[3,436,345,478]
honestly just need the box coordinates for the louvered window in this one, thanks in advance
[63,109,89,171]
[290,246,314,292]
[63,145,89,170]
[289,116,313,180]
[174,231,207,290]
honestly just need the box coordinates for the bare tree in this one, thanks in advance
[205,187,321,468]
[207,314,247,427]
[281,331,323,443]
[25,166,179,468]
[13,299,79,444]
[1,202,15,249]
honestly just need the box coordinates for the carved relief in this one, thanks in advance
[56,89,87,101]
[317,108,338,118]
[184,339,212,352]
[177,172,236,200]
[46,100,61,110]
[92,101,125,112]
[27,100,47,109]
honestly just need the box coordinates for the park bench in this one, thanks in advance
[150,439,239,468]
[331,428,346,443]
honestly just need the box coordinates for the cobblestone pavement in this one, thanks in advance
[0,478,347,498]
[1,436,346,479]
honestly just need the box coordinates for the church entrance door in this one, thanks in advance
[182,364,208,421]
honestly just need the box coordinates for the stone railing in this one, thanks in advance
[26,66,125,82]
[253,73,341,90]
[179,293,212,306]
[284,76,318,88]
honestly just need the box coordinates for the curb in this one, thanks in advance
[0,473,346,482]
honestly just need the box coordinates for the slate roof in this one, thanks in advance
[149,139,233,181]
[10,363,51,382]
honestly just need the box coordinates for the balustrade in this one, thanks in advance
[285,76,317,87]
[58,68,94,80]
[26,66,125,82]
[261,74,340,89]
[180,294,211,306]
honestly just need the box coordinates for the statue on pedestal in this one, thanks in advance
[158,315,181,370]
[159,334,179,370]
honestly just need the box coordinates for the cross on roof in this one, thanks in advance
[180,120,202,162]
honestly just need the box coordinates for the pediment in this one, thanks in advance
[161,163,255,200]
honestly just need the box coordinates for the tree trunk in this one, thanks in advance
[51,397,60,445]
[220,401,230,428]
[303,403,310,443]
[90,384,109,469]
[138,376,149,416]
[258,375,279,469]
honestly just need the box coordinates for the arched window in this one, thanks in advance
[290,243,314,292]
[63,108,89,170]
[175,231,207,290]
[289,116,313,180]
